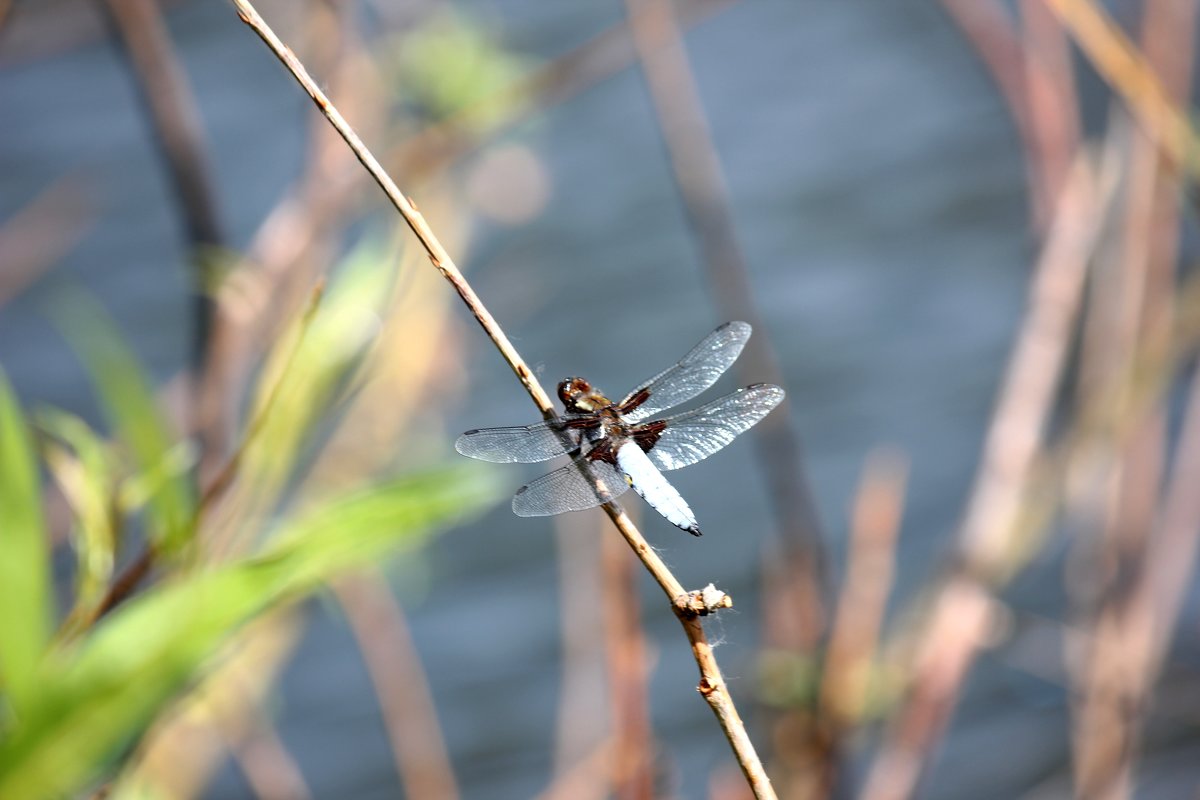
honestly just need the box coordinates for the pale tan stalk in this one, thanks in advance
[938,0,1080,232]
[820,450,907,729]
[1069,4,1195,796]
[551,514,609,779]
[334,572,460,800]
[599,512,654,800]
[861,156,1106,800]
[230,2,775,795]
[1043,0,1200,177]
[622,1,828,792]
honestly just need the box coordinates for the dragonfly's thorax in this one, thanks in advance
[558,376,612,414]
[596,407,630,440]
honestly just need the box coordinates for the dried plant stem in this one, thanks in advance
[96,0,224,369]
[334,572,460,800]
[862,156,1105,800]
[820,450,906,730]
[599,513,654,800]
[1043,0,1200,178]
[1070,4,1195,795]
[937,0,1079,232]
[230,2,775,796]
[232,0,551,414]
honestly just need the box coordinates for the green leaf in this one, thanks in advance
[228,241,392,528]
[53,292,196,553]
[0,464,502,799]
[37,409,119,632]
[0,368,53,715]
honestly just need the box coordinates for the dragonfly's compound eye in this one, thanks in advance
[557,377,591,408]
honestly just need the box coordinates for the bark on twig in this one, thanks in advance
[229,2,776,795]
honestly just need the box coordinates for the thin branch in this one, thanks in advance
[229,2,776,796]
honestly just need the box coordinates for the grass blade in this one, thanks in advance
[55,292,196,554]
[37,409,120,637]
[0,463,501,799]
[0,368,53,715]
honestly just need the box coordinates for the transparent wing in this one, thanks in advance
[455,420,583,464]
[512,455,630,516]
[619,321,752,423]
[646,384,785,471]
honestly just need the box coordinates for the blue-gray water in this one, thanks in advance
[2,1,1196,798]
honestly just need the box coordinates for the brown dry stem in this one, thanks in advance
[229,1,775,796]
[334,572,460,800]
[1043,0,1200,178]
[97,0,224,369]
[622,0,827,657]
[862,155,1107,800]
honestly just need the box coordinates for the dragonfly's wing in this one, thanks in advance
[619,321,752,423]
[512,455,630,516]
[645,384,785,471]
[455,420,583,463]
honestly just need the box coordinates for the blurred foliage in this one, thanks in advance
[0,370,53,720]
[57,291,197,556]
[387,9,531,132]
[0,237,503,798]
[0,462,498,799]
[37,408,120,637]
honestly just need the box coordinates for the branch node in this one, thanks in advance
[673,583,733,618]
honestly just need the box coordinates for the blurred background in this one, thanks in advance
[2,0,1199,798]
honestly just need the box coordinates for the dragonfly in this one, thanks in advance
[455,321,784,536]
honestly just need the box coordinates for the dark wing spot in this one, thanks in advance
[633,420,667,452]
[619,387,652,414]
[586,438,618,464]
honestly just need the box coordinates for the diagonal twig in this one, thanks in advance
[228,2,777,796]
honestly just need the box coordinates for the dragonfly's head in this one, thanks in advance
[558,377,609,413]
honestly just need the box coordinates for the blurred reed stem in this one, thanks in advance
[1068,2,1196,796]
[1044,0,1200,178]
[938,0,1080,233]
[96,0,224,383]
[862,153,1109,800]
[334,572,460,800]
